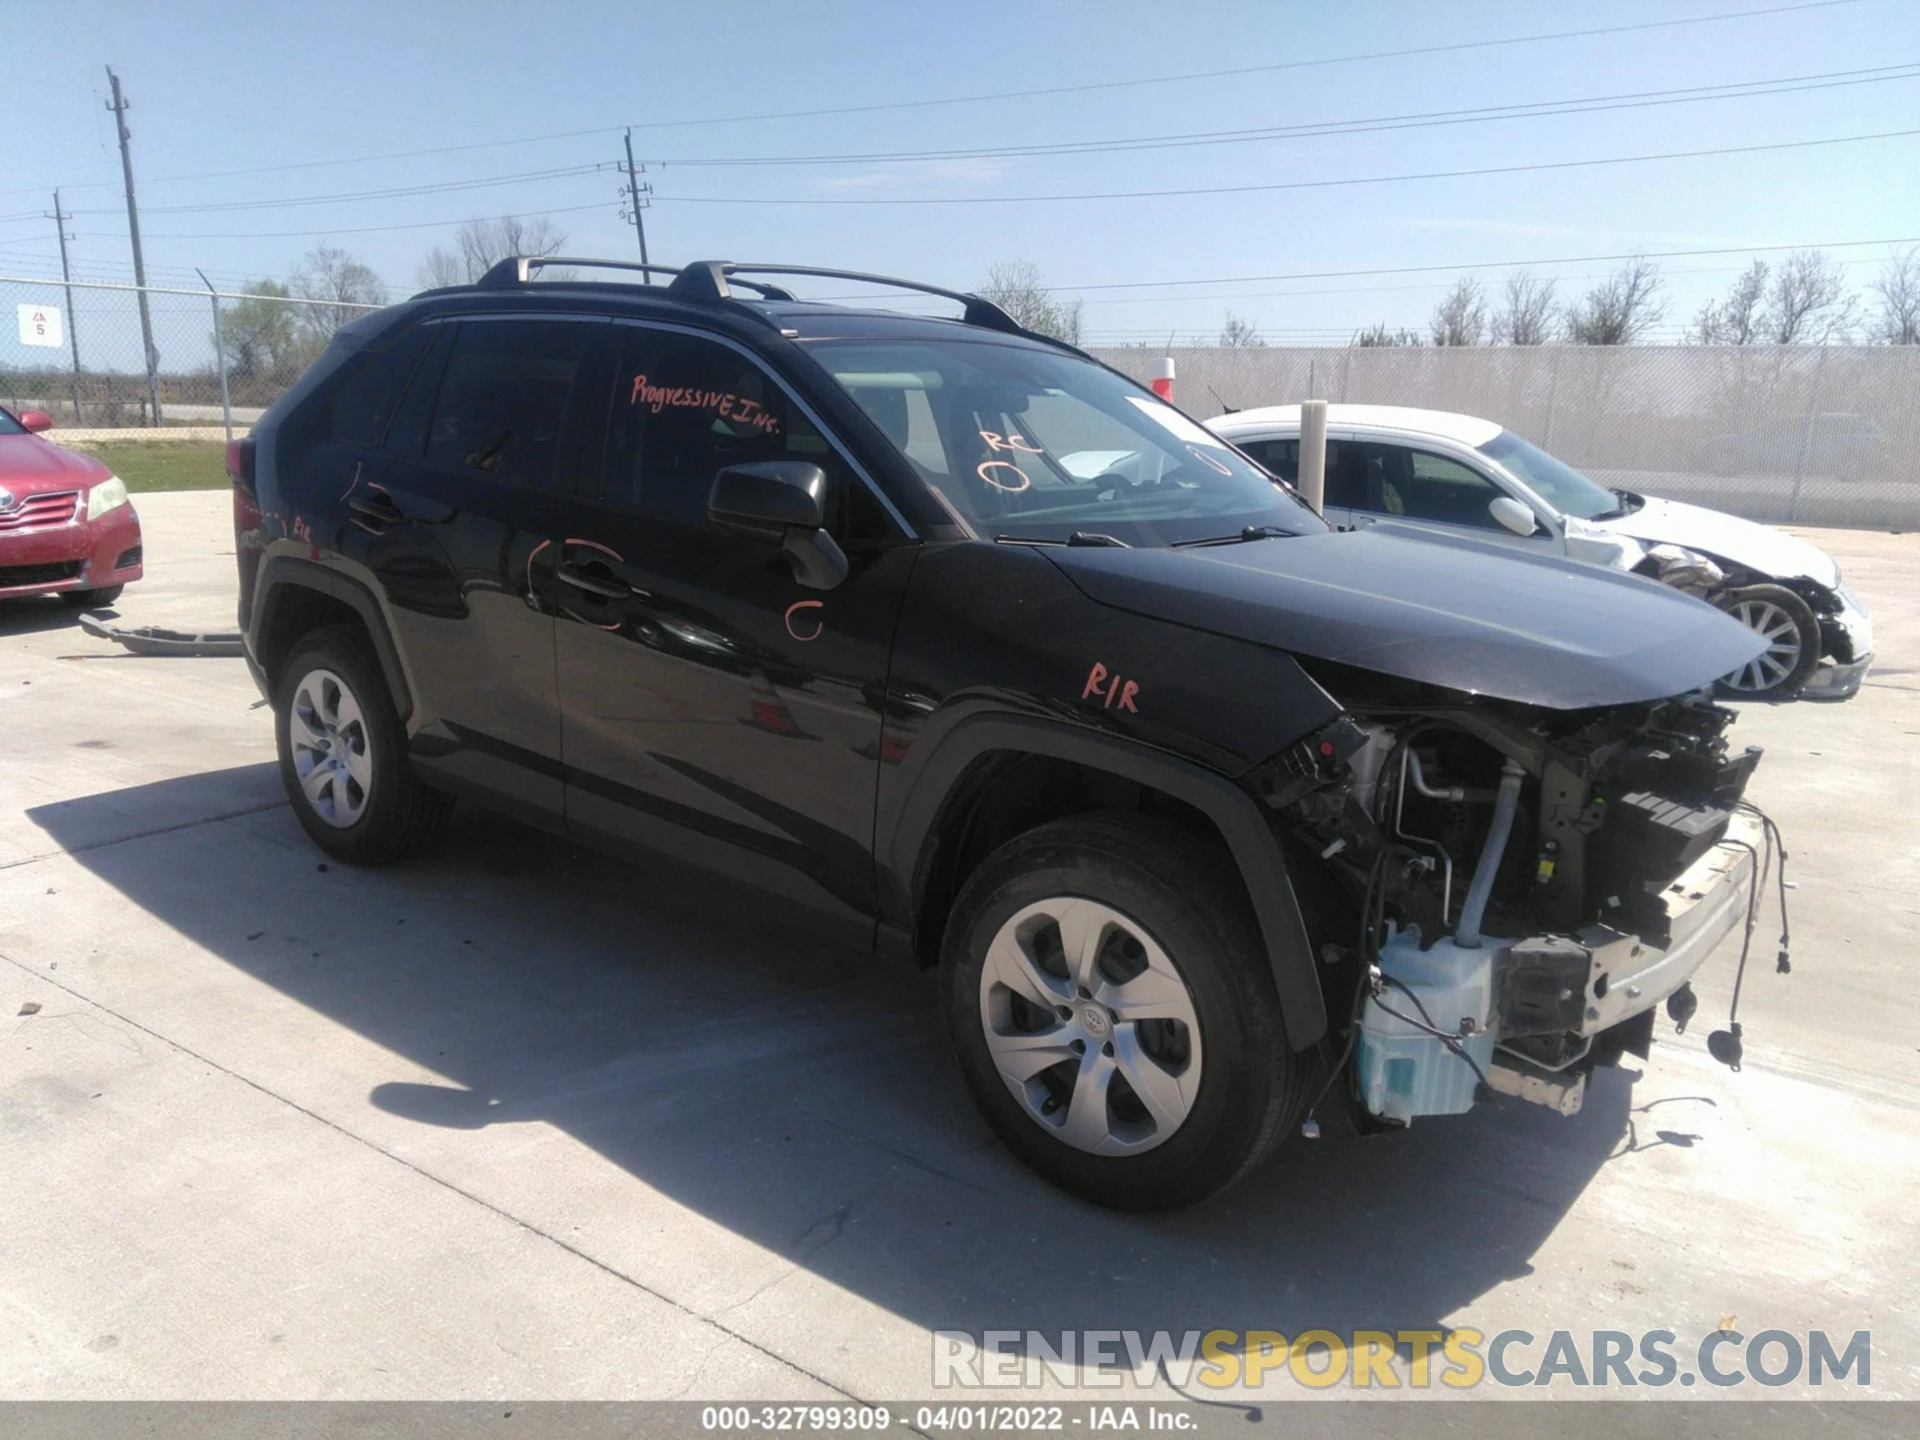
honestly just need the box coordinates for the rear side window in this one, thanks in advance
[423,320,588,486]
[330,326,435,447]
[1235,437,1364,509]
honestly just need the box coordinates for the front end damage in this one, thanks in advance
[1249,677,1775,1125]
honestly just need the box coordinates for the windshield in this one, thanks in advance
[807,338,1325,546]
[1477,430,1621,520]
[0,408,25,437]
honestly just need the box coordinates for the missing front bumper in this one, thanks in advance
[1359,812,1761,1123]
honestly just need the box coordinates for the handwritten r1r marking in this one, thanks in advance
[1082,662,1139,713]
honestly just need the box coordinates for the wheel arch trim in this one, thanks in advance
[251,554,416,726]
[894,713,1328,1051]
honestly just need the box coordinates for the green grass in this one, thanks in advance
[81,441,230,492]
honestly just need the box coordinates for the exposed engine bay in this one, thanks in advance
[1250,675,1782,1126]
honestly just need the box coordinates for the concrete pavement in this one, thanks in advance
[3,491,1917,1404]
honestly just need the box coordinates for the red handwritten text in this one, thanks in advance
[1081,662,1140,714]
[629,375,781,434]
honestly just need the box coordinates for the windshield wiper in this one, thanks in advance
[994,531,1131,548]
[1170,525,1296,549]
[1588,488,1644,522]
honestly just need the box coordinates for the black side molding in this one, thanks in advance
[893,715,1328,1052]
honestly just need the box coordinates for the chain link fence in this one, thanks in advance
[1091,344,1920,530]
[5,274,1913,528]
[0,274,377,437]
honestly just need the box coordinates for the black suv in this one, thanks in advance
[233,257,1772,1209]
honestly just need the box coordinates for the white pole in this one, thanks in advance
[1298,398,1329,514]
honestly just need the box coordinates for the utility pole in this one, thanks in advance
[47,189,85,425]
[106,66,162,426]
[620,128,653,281]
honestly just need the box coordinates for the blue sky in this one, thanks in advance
[3,0,1916,343]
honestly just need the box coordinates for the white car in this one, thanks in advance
[1206,404,1872,701]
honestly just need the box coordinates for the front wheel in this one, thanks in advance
[60,585,123,607]
[1714,583,1821,700]
[940,815,1309,1210]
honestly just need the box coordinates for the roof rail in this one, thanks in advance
[667,262,1023,336]
[470,255,1034,340]
[475,254,798,299]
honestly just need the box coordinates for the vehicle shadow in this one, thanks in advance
[29,765,1644,1366]
[0,595,120,636]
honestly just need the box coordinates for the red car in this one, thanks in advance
[0,407,143,607]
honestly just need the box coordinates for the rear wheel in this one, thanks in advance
[940,815,1309,1210]
[275,625,452,864]
[60,585,123,607]
[1714,583,1821,700]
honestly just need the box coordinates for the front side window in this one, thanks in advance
[597,327,889,541]
[423,320,587,486]
[1364,444,1507,530]
[808,339,1324,547]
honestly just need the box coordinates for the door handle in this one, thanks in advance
[556,561,632,600]
[349,493,407,528]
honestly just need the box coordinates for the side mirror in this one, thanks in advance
[1489,496,1539,537]
[20,410,53,433]
[708,461,849,591]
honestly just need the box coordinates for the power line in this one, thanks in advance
[1047,233,1920,294]
[0,0,1865,199]
[88,200,616,242]
[616,0,1872,131]
[1062,256,1896,312]
[109,127,1915,247]
[640,63,1920,167]
[655,128,1919,206]
[66,163,610,217]
[12,61,1903,231]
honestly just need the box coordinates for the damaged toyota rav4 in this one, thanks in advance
[233,258,1780,1210]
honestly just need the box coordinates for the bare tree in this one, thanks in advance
[1870,248,1920,344]
[1693,260,1769,344]
[978,261,1084,344]
[1219,312,1264,347]
[1762,249,1856,343]
[1353,322,1422,347]
[418,246,467,290]
[1564,257,1664,344]
[1490,271,1557,345]
[291,245,389,340]
[1429,277,1486,347]
[419,215,570,289]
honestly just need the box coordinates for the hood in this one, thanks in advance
[1597,495,1839,588]
[1044,523,1765,711]
[0,433,110,494]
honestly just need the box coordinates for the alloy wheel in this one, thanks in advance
[1722,598,1805,694]
[978,897,1203,1156]
[288,667,373,827]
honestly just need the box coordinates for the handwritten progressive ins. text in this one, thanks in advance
[629,375,781,434]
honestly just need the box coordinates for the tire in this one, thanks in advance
[60,585,123,607]
[940,814,1310,1211]
[274,624,452,864]
[1713,583,1822,700]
